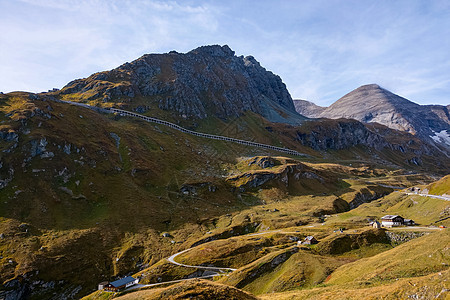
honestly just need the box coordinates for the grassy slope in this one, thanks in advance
[260,269,449,300]
[258,230,450,299]
[112,279,258,300]
[326,229,450,285]
[1,93,448,299]
[220,247,350,295]
[0,93,266,297]
[427,174,450,195]
[328,191,450,227]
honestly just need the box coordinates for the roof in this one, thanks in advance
[381,215,402,220]
[110,276,136,288]
[305,236,316,240]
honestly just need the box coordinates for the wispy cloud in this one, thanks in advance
[0,0,220,92]
[1,0,449,106]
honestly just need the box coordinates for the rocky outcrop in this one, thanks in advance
[227,163,316,191]
[348,188,392,209]
[385,231,429,245]
[59,45,303,124]
[295,118,437,162]
[293,99,326,117]
[296,119,388,151]
[317,229,389,255]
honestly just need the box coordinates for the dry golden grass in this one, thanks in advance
[326,229,450,285]
[115,279,258,300]
[427,175,450,195]
[259,269,449,300]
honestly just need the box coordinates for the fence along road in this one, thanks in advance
[109,108,306,157]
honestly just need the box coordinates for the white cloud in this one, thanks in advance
[0,0,220,92]
[1,0,449,106]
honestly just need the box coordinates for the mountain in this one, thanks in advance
[293,99,325,117]
[293,84,450,149]
[57,45,303,124]
[1,46,450,299]
[52,46,447,167]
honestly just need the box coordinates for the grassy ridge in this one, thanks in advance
[326,229,450,285]
[260,269,450,300]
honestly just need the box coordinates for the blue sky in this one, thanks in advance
[1,0,449,106]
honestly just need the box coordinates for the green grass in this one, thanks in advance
[427,175,450,195]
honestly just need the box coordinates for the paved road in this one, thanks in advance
[365,181,405,190]
[389,226,443,230]
[167,248,237,272]
[247,229,282,237]
[121,244,237,293]
[124,274,219,292]
[404,192,450,201]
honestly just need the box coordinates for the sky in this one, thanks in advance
[1,0,449,106]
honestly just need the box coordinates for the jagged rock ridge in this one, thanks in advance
[59,45,303,124]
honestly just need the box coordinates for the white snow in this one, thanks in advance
[430,130,450,146]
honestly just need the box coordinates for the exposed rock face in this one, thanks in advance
[296,119,389,151]
[385,231,429,245]
[293,84,450,150]
[59,45,303,124]
[293,99,326,117]
[227,162,320,191]
[317,229,389,255]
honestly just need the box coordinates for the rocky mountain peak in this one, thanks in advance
[188,44,235,57]
[243,55,261,67]
[58,45,302,124]
[330,84,417,110]
[293,84,450,152]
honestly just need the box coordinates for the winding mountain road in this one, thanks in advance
[125,274,219,291]
[404,192,450,201]
[167,248,237,272]
[122,243,237,292]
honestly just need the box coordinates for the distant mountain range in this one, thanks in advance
[293,84,450,150]
[50,45,448,166]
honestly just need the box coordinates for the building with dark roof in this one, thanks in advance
[103,276,138,292]
[381,215,404,227]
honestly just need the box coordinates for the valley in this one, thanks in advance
[0,45,449,299]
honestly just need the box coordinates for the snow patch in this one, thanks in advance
[430,130,450,146]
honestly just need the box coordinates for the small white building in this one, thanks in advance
[98,281,109,290]
[371,220,381,228]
